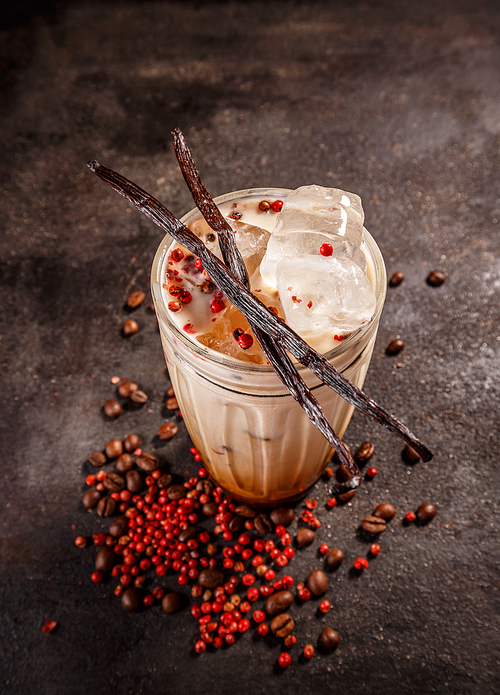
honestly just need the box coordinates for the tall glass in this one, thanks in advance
[151,188,387,507]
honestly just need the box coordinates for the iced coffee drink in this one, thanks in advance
[151,186,386,506]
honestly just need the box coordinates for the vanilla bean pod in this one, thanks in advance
[171,128,360,490]
[87,160,433,464]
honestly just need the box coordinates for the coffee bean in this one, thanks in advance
[325,548,343,571]
[103,399,122,419]
[82,490,101,509]
[402,444,421,464]
[338,463,351,481]
[115,453,134,473]
[362,516,387,534]
[337,489,357,502]
[307,569,328,596]
[123,319,139,336]
[126,470,143,493]
[427,270,446,287]
[295,529,316,547]
[127,290,146,308]
[178,526,197,542]
[166,484,186,500]
[234,505,257,518]
[254,514,273,535]
[95,546,115,572]
[97,496,116,517]
[105,439,123,459]
[88,451,106,467]
[124,432,142,452]
[103,472,125,493]
[199,568,224,589]
[386,339,405,356]
[130,390,148,404]
[373,503,396,520]
[121,587,140,612]
[166,397,179,410]
[320,627,340,650]
[229,516,244,534]
[270,507,295,527]
[162,591,182,614]
[416,503,437,523]
[136,452,159,471]
[389,271,405,287]
[202,502,218,517]
[196,479,213,496]
[157,473,173,489]
[167,385,175,397]
[354,441,375,465]
[118,381,139,398]
[271,613,295,638]
[109,515,129,537]
[157,422,179,440]
[265,590,294,616]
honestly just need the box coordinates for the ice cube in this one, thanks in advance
[260,185,366,289]
[230,220,271,277]
[275,255,376,339]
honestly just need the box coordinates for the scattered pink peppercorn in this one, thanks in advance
[253,610,266,624]
[271,200,283,213]
[210,298,225,313]
[304,644,315,659]
[284,634,297,648]
[366,467,378,477]
[237,333,254,350]
[319,600,331,613]
[42,620,57,634]
[305,499,317,510]
[195,640,206,654]
[319,543,329,555]
[320,243,333,257]
[405,511,417,522]
[91,572,103,583]
[74,536,87,548]
[278,652,291,668]
[298,587,311,600]
[257,623,269,636]
[354,557,369,570]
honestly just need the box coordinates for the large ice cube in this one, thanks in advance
[260,185,366,289]
[276,255,376,338]
[230,220,271,277]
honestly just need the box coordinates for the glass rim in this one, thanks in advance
[151,187,387,374]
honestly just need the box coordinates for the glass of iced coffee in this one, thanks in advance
[151,187,386,507]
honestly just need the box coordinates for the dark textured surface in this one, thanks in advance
[1,1,499,694]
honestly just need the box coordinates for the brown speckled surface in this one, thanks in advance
[1,1,499,693]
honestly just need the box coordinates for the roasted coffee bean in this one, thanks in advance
[362,516,387,534]
[157,473,173,489]
[97,496,116,517]
[166,484,186,500]
[82,490,101,509]
[270,507,295,527]
[104,399,122,419]
[337,489,357,502]
[271,613,295,638]
[127,290,146,308]
[178,526,197,542]
[196,479,213,495]
[166,385,175,397]
[307,569,328,596]
[118,381,139,398]
[416,503,437,523]
[254,514,273,535]
[234,504,257,518]
[157,422,178,440]
[103,472,125,493]
[386,339,405,356]
[320,627,340,650]
[88,451,106,467]
[389,271,405,287]
[122,587,140,612]
[427,270,446,287]
[199,568,224,589]
[123,319,139,336]
[295,529,316,547]
[338,463,351,481]
[130,390,148,404]
[109,516,129,537]
[373,503,396,520]
[166,397,179,410]
[265,590,294,616]
[95,546,115,572]
[229,516,244,534]
[115,453,134,473]
[162,591,182,614]
[354,441,375,465]
[326,548,344,570]
[202,502,218,517]
[126,470,143,493]
[402,444,421,464]
[136,452,159,471]
[105,439,123,459]
[124,432,142,452]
